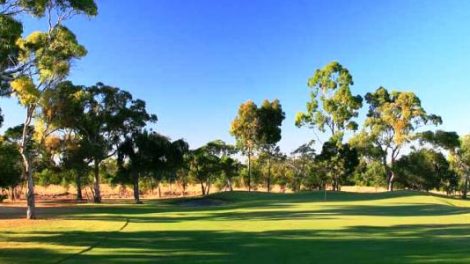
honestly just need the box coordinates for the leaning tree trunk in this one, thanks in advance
[20,107,36,219]
[200,181,206,195]
[133,173,141,204]
[93,160,102,203]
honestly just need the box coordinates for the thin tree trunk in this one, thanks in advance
[206,181,211,195]
[158,182,162,198]
[133,173,141,204]
[76,173,83,200]
[93,160,101,203]
[227,178,233,191]
[267,157,271,193]
[200,181,206,195]
[20,107,35,219]
[462,174,468,199]
[247,151,251,192]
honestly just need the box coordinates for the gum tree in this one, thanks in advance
[296,61,362,190]
[355,87,441,191]
[2,0,97,219]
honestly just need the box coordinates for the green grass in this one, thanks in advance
[2,191,470,263]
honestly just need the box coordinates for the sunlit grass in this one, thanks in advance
[2,191,470,263]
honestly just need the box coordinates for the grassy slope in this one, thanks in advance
[1,191,470,263]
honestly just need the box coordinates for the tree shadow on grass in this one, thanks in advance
[3,224,470,264]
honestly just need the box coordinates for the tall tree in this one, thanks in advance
[355,87,441,191]
[296,61,362,190]
[230,100,259,191]
[1,0,97,219]
[74,83,156,203]
[257,99,285,192]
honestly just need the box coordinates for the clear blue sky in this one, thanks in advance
[1,0,469,152]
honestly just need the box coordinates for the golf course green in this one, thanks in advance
[2,191,470,263]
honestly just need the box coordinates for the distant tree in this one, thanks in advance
[117,131,179,204]
[204,140,238,191]
[394,149,455,192]
[188,146,220,195]
[316,140,359,191]
[291,141,318,190]
[354,87,441,191]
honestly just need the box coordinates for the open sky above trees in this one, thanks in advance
[1,0,469,152]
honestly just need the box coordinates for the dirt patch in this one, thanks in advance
[178,198,226,207]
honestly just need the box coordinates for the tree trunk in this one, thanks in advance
[76,173,83,200]
[227,178,233,191]
[267,157,271,193]
[93,160,101,203]
[133,173,141,204]
[10,187,16,200]
[206,181,211,195]
[20,106,36,219]
[200,181,206,195]
[462,174,468,199]
[158,183,162,198]
[247,151,251,192]
[387,170,395,192]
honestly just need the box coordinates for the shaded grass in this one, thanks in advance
[1,191,470,263]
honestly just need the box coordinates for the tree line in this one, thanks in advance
[0,1,469,220]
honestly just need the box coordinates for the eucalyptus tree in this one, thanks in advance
[231,99,284,191]
[257,99,285,192]
[205,139,239,191]
[295,61,362,191]
[230,100,259,191]
[74,83,156,203]
[295,61,363,145]
[394,149,454,192]
[418,131,469,197]
[353,87,441,191]
[1,0,97,218]
[188,146,220,195]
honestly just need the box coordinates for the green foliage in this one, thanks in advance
[0,137,22,189]
[296,61,362,144]
[395,149,456,192]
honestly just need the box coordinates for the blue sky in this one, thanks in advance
[1,0,469,152]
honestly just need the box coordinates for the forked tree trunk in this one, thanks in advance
[93,160,101,203]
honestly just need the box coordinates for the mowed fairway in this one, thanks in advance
[2,191,470,263]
